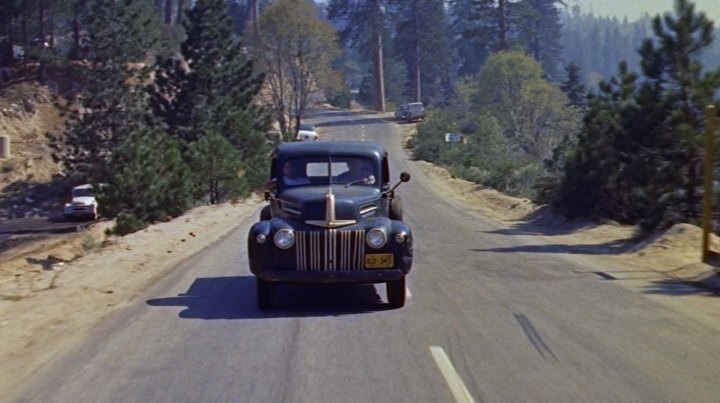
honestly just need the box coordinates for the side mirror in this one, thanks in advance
[264,180,277,191]
[263,180,277,201]
[388,171,411,194]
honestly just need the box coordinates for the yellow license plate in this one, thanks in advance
[365,253,394,269]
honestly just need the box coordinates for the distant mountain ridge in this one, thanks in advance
[573,0,720,23]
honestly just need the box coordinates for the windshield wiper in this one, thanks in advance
[343,175,376,188]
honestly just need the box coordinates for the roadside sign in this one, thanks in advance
[444,133,465,143]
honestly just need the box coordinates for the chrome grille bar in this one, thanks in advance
[296,230,366,272]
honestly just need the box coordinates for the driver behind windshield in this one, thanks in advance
[336,158,374,184]
[282,161,310,186]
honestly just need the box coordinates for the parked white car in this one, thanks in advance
[296,123,318,141]
[63,184,98,220]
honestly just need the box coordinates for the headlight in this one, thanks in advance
[274,229,295,249]
[366,228,387,249]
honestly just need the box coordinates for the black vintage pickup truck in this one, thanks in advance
[247,141,413,309]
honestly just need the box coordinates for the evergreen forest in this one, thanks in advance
[0,0,719,234]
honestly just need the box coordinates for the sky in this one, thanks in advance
[571,0,720,23]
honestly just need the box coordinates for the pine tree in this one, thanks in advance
[328,0,389,110]
[558,0,720,230]
[560,62,586,107]
[558,62,639,220]
[99,128,194,235]
[449,0,488,76]
[392,0,454,103]
[514,0,563,80]
[57,0,162,182]
[450,0,518,76]
[633,0,720,228]
[151,0,270,199]
[188,131,248,204]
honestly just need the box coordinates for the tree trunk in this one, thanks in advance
[73,2,80,54]
[38,0,45,45]
[21,7,27,46]
[0,1,13,64]
[412,0,420,102]
[498,0,507,50]
[176,0,185,26]
[246,0,259,35]
[164,0,173,25]
[71,1,90,59]
[49,4,55,48]
[37,0,46,84]
[154,0,163,11]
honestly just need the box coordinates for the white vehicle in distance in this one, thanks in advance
[296,123,318,141]
[63,184,99,220]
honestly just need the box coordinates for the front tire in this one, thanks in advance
[387,276,406,308]
[257,278,275,310]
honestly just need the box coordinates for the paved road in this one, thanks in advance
[0,216,93,254]
[13,110,720,402]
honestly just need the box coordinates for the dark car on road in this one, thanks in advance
[394,102,426,123]
[248,141,413,309]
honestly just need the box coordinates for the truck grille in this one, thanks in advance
[296,230,365,272]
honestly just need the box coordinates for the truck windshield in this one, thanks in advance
[281,157,376,187]
[72,188,94,197]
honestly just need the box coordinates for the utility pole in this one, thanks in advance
[373,0,385,112]
[374,33,385,112]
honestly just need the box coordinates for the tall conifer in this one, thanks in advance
[151,0,270,198]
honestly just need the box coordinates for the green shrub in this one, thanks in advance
[114,212,149,236]
[329,91,352,109]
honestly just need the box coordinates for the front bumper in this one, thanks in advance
[254,268,404,284]
[248,218,413,284]
[64,206,96,217]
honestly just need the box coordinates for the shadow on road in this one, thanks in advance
[471,239,635,256]
[312,109,372,119]
[146,275,390,319]
[641,278,720,297]
[315,117,389,129]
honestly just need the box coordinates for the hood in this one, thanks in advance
[278,186,382,227]
[71,196,96,205]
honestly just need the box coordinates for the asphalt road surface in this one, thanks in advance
[0,217,93,253]
[13,110,720,402]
